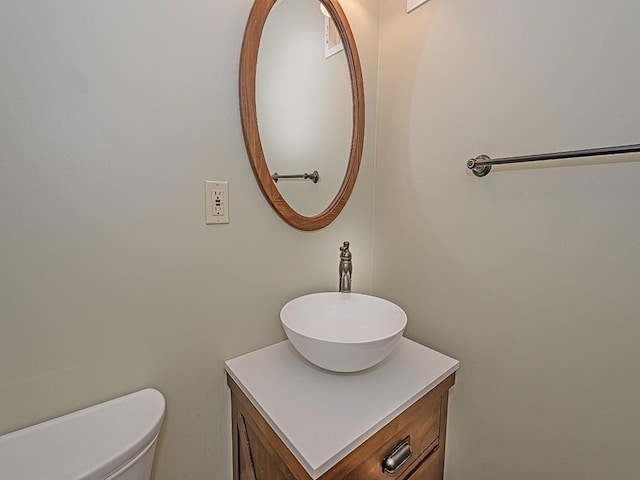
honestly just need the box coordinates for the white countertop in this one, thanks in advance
[224,338,459,479]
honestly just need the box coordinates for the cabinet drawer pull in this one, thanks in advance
[382,436,413,474]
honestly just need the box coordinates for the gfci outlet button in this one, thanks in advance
[205,181,229,224]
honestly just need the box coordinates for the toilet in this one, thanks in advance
[0,388,165,480]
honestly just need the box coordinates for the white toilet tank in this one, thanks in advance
[0,388,165,480]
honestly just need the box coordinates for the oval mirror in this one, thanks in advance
[240,0,364,231]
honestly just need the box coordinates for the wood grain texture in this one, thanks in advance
[400,444,442,480]
[239,0,365,231]
[238,414,259,480]
[232,396,241,480]
[227,373,455,480]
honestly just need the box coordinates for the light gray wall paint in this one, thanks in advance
[0,1,379,478]
[3,0,639,479]
[374,1,640,479]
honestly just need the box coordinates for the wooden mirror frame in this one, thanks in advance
[239,0,365,231]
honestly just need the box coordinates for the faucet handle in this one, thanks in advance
[339,241,352,260]
[339,241,352,293]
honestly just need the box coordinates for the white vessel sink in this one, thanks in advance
[280,292,407,373]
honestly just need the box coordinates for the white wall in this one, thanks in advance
[0,1,380,478]
[374,1,640,479]
[4,0,639,478]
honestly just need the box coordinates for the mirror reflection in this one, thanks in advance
[256,0,352,217]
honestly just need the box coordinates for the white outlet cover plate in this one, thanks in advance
[407,0,429,13]
[205,180,229,224]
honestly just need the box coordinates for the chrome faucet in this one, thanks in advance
[338,241,352,293]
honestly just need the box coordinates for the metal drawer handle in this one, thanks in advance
[382,436,413,474]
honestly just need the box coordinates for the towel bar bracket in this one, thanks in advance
[467,155,492,177]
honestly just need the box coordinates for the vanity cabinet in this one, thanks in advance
[228,373,454,480]
[225,339,459,480]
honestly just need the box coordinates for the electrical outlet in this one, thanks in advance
[205,181,229,224]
